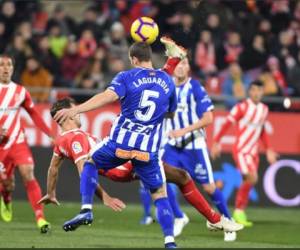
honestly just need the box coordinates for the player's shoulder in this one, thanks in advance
[189,78,207,93]
[58,129,88,144]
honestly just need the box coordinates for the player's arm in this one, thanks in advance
[211,103,244,159]
[260,124,279,164]
[22,90,54,140]
[165,79,177,119]
[38,153,64,205]
[75,159,126,212]
[169,111,213,139]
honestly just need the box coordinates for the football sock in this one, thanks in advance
[235,182,252,210]
[139,184,152,217]
[154,197,174,239]
[167,183,184,218]
[210,188,231,219]
[163,57,181,75]
[80,161,98,208]
[25,179,44,221]
[180,179,220,223]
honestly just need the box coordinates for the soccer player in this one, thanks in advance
[161,57,237,241]
[211,80,278,227]
[0,54,53,233]
[54,42,242,248]
[44,96,243,241]
[38,98,126,212]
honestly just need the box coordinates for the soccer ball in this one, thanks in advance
[130,17,159,44]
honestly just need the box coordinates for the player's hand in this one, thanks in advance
[266,149,279,165]
[38,194,60,206]
[103,196,126,212]
[211,142,221,160]
[169,128,187,139]
[53,107,78,124]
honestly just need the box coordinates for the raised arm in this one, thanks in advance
[54,89,119,124]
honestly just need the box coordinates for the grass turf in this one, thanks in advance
[0,201,299,248]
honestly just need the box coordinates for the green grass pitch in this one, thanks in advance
[0,201,299,248]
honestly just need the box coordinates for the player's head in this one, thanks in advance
[50,98,81,128]
[0,54,14,84]
[174,57,190,83]
[248,80,264,103]
[129,42,152,66]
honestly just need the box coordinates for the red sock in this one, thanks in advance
[235,182,252,210]
[25,179,44,221]
[1,190,12,204]
[180,179,221,223]
[163,57,181,75]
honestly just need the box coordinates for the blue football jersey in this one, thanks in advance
[107,67,177,152]
[166,77,214,149]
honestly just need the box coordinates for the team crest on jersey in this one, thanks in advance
[72,141,82,154]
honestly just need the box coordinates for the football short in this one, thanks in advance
[162,144,215,184]
[91,139,166,190]
[233,150,259,175]
[0,142,34,180]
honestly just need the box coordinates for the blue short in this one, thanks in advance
[162,144,215,184]
[91,139,165,190]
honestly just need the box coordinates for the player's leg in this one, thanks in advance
[133,155,176,248]
[63,141,127,231]
[167,182,189,237]
[0,167,15,222]
[11,142,50,233]
[139,181,154,225]
[233,153,258,227]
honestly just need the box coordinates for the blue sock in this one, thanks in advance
[80,161,98,206]
[167,183,184,218]
[154,197,174,237]
[139,183,152,217]
[210,188,231,219]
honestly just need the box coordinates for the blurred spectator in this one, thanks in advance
[62,39,87,86]
[103,22,129,67]
[21,56,53,102]
[240,34,268,70]
[15,21,35,48]
[5,34,31,81]
[0,1,18,42]
[258,69,281,97]
[35,34,62,87]
[172,11,195,48]
[205,71,222,96]
[194,30,216,76]
[46,3,76,36]
[287,51,300,96]
[72,73,97,103]
[257,18,274,50]
[0,21,7,53]
[205,13,224,50]
[78,29,97,58]
[219,31,244,68]
[104,57,126,83]
[48,24,68,58]
[222,63,252,108]
[270,0,291,34]
[265,56,289,95]
[77,6,103,41]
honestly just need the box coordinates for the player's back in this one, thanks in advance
[108,67,176,153]
[229,99,269,154]
[54,129,99,164]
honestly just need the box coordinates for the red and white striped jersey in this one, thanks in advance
[53,129,99,164]
[0,81,35,149]
[216,98,269,155]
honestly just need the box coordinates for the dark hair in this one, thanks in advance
[50,98,76,118]
[249,80,263,88]
[0,54,15,65]
[129,42,152,62]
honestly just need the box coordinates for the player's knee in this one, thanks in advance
[19,165,35,182]
[244,173,258,184]
[3,178,15,192]
[202,183,216,194]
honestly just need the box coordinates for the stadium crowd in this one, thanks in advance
[1,0,300,110]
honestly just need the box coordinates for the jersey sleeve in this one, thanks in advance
[70,134,91,163]
[22,89,35,111]
[168,79,177,113]
[227,102,244,123]
[107,72,126,99]
[53,143,63,158]
[193,81,214,117]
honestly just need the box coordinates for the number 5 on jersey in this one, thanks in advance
[135,90,159,122]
